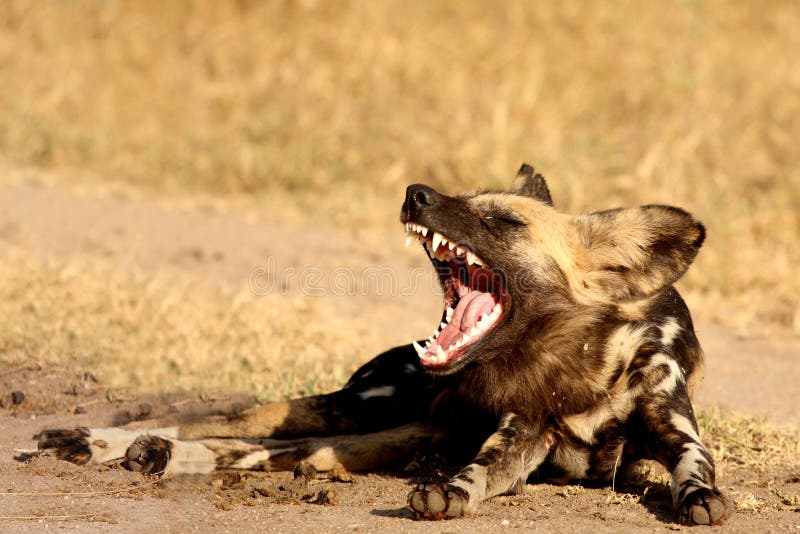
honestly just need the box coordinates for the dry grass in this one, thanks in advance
[0,251,370,400]
[0,0,798,333]
[698,408,800,473]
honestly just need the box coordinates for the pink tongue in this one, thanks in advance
[434,291,496,350]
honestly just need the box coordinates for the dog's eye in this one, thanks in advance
[484,214,525,226]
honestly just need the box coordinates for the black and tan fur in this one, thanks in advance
[33,164,730,526]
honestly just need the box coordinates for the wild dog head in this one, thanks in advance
[400,164,705,375]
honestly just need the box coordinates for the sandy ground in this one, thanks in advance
[1,181,799,532]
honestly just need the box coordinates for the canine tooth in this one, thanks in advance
[405,235,413,247]
[412,340,425,355]
[466,251,477,265]
[446,307,454,321]
[432,232,443,251]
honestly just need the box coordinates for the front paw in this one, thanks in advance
[408,483,468,520]
[678,487,732,526]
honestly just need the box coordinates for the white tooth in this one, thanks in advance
[432,232,443,251]
[461,333,471,344]
[456,246,464,256]
[405,235,413,247]
[441,237,448,246]
[425,340,431,347]
[474,257,484,267]
[466,251,477,265]
[421,227,428,237]
[446,307,454,321]
[412,340,425,355]
[447,241,455,250]
[436,346,446,359]
[427,336,434,344]
[440,322,447,331]
[470,326,480,336]
[405,223,410,232]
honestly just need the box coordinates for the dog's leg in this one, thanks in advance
[633,386,731,526]
[117,422,442,476]
[36,344,434,465]
[36,426,179,466]
[177,343,432,440]
[408,413,554,520]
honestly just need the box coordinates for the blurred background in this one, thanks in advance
[0,0,798,398]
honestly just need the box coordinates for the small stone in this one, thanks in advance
[74,405,87,414]
[327,463,354,483]
[293,461,318,480]
[309,489,339,506]
[11,391,25,405]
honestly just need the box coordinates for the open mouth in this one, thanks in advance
[405,222,505,369]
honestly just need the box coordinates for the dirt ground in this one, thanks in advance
[1,180,799,532]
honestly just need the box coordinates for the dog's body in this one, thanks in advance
[35,165,730,525]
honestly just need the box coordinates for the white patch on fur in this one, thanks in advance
[671,442,712,505]
[357,385,396,400]
[670,412,701,444]
[563,389,639,444]
[550,443,590,479]
[163,439,217,475]
[230,447,296,469]
[660,317,681,346]
[650,353,684,395]
[603,323,650,381]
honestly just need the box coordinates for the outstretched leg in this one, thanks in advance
[120,422,442,476]
[408,413,554,520]
[37,344,437,468]
[631,385,731,526]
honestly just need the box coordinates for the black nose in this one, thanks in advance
[403,184,441,220]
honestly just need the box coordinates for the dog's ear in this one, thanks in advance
[575,205,705,301]
[513,164,553,206]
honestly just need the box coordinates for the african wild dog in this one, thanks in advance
[34,165,730,525]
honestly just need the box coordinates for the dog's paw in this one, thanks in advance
[678,487,732,526]
[121,435,172,476]
[408,483,469,520]
[35,428,92,464]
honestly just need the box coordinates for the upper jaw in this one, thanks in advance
[404,222,486,267]
[403,221,507,371]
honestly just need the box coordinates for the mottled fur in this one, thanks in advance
[33,164,730,526]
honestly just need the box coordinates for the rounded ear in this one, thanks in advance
[576,205,705,301]
[513,163,553,206]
